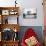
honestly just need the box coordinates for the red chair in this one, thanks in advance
[21,28,41,46]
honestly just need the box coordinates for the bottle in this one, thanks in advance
[15,0,17,7]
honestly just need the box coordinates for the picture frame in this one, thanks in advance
[23,8,37,19]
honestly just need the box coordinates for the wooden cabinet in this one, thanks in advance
[0,7,19,24]
[0,7,19,46]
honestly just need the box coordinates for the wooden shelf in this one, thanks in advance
[2,40,19,42]
[0,24,20,32]
[0,7,19,10]
[0,7,19,16]
[0,40,19,46]
[0,7,19,46]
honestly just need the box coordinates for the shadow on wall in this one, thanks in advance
[18,26,43,44]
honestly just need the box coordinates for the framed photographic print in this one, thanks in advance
[23,8,37,19]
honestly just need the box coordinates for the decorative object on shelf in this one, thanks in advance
[2,16,8,24]
[13,28,18,41]
[23,8,37,19]
[5,18,8,24]
[2,10,9,15]
[15,0,17,7]
[9,10,18,15]
[13,28,17,32]
[13,32,18,41]
[2,28,13,41]
[2,28,19,41]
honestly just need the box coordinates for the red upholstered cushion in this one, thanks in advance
[21,28,41,46]
[23,28,36,43]
[24,28,36,39]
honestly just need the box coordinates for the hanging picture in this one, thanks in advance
[23,8,37,19]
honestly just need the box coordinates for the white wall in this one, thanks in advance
[17,0,44,26]
[0,0,43,26]
[0,0,15,7]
